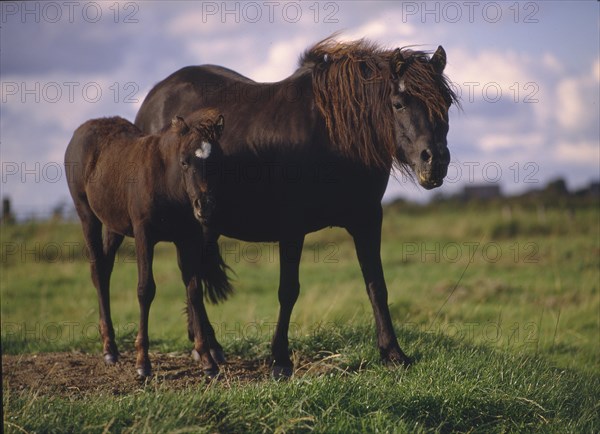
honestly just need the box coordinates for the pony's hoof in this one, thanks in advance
[272,365,293,380]
[210,348,227,365]
[104,353,119,365]
[136,367,152,378]
[383,351,412,368]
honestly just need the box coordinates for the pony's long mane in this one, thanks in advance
[299,36,459,172]
[301,38,396,170]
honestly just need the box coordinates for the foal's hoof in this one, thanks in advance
[103,353,119,365]
[192,349,226,365]
[272,365,293,380]
[210,348,227,365]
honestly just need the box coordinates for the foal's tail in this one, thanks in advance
[201,241,234,304]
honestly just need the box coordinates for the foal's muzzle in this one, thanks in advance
[193,197,214,225]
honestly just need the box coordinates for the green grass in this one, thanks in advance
[2,202,599,432]
[3,327,599,433]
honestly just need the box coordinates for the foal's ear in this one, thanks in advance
[171,116,189,135]
[213,115,225,140]
[430,46,447,74]
[390,48,407,77]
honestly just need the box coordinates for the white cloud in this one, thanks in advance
[249,36,311,82]
[447,48,536,91]
[556,78,585,130]
[479,133,544,152]
[555,61,599,132]
[342,15,415,43]
[554,140,600,165]
[542,53,563,74]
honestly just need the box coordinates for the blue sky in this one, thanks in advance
[1,1,598,217]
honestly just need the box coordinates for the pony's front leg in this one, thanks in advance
[349,208,411,367]
[133,228,156,377]
[175,241,219,377]
[271,236,304,379]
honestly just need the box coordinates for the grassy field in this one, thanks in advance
[2,199,599,432]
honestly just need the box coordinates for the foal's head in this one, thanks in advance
[170,112,224,225]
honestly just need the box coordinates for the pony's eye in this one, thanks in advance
[180,158,189,168]
[393,101,406,111]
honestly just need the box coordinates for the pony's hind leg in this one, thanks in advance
[75,201,121,364]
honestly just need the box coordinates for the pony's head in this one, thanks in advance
[170,111,224,224]
[389,46,457,189]
[305,37,458,189]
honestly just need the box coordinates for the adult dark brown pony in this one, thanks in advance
[134,37,459,378]
[65,110,229,377]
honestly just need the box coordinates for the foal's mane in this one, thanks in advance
[299,36,458,171]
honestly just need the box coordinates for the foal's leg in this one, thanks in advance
[175,242,219,376]
[348,207,411,366]
[182,244,226,364]
[101,229,124,363]
[76,202,122,364]
[193,301,226,365]
[271,236,304,379]
[133,228,156,377]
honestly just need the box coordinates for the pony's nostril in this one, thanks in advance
[420,149,433,164]
[193,198,201,210]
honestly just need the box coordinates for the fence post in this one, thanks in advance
[2,197,15,224]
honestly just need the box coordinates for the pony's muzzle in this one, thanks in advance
[417,146,449,189]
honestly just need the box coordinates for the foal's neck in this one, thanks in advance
[155,134,188,202]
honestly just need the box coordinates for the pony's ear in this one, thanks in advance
[171,116,189,135]
[213,115,224,140]
[430,46,446,74]
[390,48,408,78]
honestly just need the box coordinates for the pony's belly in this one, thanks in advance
[214,192,345,242]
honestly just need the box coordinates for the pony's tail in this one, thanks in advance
[200,241,234,304]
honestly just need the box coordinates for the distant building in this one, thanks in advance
[462,184,502,200]
[574,181,600,198]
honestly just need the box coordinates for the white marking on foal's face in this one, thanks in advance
[194,141,212,159]
[398,80,406,93]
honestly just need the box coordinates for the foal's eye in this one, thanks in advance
[180,158,189,168]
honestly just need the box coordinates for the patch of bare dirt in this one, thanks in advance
[2,352,274,397]
[2,351,346,397]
